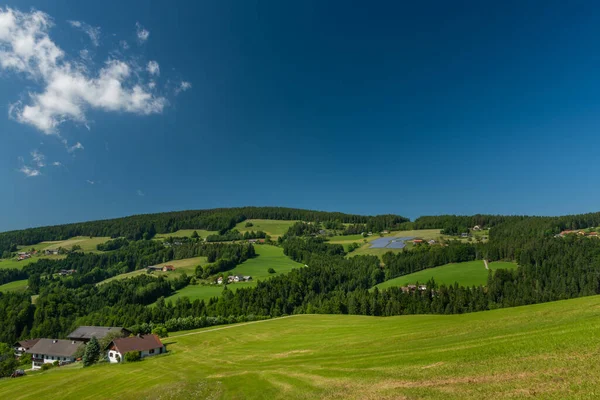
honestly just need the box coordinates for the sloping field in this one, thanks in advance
[154,229,219,240]
[0,279,28,292]
[234,219,297,238]
[97,256,209,285]
[0,255,65,270]
[161,245,303,303]
[374,260,517,290]
[2,295,600,399]
[40,236,111,252]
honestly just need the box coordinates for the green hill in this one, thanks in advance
[2,294,600,399]
[374,260,518,290]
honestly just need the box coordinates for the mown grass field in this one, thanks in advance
[234,219,297,239]
[0,279,28,292]
[374,260,517,290]
[3,295,600,399]
[40,236,112,252]
[0,255,65,270]
[154,229,219,240]
[161,245,303,303]
[97,256,209,285]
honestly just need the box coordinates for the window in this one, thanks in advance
[149,349,155,354]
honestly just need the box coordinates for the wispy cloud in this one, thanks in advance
[136,189,145,196]
[31,150,45,167]
[146,60,159,76]
[86,179,95,185]
[67,142,84,153]
[136,22,149,43]
[20,166,41,177]
[0,8,167,134]
[68,20,101,46]
[51,161,62,166]
[175,81,192,94]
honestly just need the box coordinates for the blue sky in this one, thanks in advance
[2,1,600,231]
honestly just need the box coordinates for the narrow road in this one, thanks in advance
[483,259,489,270]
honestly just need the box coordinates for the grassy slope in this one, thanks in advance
[234,219,297,239]
[374,261,518,290]
[162,245,303,303]
[154,230,219,240]
[40,236,111,252]
[97,256,209,285]
[0,255,65,270]
[3,295,600,399]
[0,279,28,292]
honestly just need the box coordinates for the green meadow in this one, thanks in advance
[40,236,112,252]
[97,256,209,285]
[234,219,298,239]
[161,245,304,303]
[0,279,28,292]
[3,295,600,399]
[0,255,65,270]
[374,260,518,290]
[154,229,219,240]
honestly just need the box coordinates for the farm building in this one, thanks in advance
[146,265,162,272]
[44,249,59,256]
[27,339,82,370]
[14,338,40,357]
[413,239,423,244]
[428,239,436,245]
[58,269,76,276]
[106,334,165,363]
[472,225,481,231]
[162,265,175,272]
[67,326,130,343]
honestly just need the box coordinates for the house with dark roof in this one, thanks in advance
[67,326,130,343]
[106,334,165,363]
[14,338,40,357]
[27,339,83,370]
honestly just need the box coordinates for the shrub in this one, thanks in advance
[245,222,253,227]
[151,325,168,338]
[124,351,141,362]
[268,268,276,274]
[40,363,53,371]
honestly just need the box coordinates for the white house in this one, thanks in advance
[106,334,165,363]
[27,339,82,370]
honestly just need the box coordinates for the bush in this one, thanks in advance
[18,353,32,367]
[267,268,276,274]
[40,363,53,371]
[124,351,141,362]
[53,360,59,366]
[152,325,168,338]
[245,222,253,227]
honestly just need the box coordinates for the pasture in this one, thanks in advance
[97,256,209,285]
[0,255,64,270]
[0,279,28,293]
[374,260,518,290]
[2,295,600,399]
[37,236,111,253]
[234,219,297,238]
[161,245,303,303]
[154,230,219,240]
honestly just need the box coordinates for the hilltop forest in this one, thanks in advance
[2,207,600,348]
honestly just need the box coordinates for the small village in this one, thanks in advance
[13,326,166,373]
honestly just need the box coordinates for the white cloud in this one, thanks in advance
[68,20,100,46]
[175,81,192,94]
[136,189,145,196]
[51,161,61,166]
[67,142,84,152]
[0,8,167,134]
[31,149,45,167]
[136,22,149,42]
[146,60,159,76]
[119,40,129,50]
[20,166,41,177]
[86,179,95,184]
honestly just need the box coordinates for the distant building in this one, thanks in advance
[412,239,423,244]
[67,326,130,344]
[472,225,481,231]
[381,230,389,234]
[217,277,224,285]
[428,240,436,245]
[461,233,469,238]
[44,249,59,256]
[58,269,76,276]
[14,338,40,357]
[146,265,162,272]
[107,334,165,363]
[27,339,82,370]
[162,265,175,272]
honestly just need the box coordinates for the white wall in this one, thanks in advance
[31,353,75,370]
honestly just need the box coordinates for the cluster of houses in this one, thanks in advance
[58,269,76,276]
[558,230,598,237]
[17,252,32,261]
[146,265,176,273]
[14,326,166,370]
[247,239,266,244]
[400,284,428,293]
[217,275,253,284]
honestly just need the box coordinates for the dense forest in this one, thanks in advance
[2,207,600,348]
[0,207,410,253]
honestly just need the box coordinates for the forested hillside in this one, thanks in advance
[0,207,409,253]
[2,207,600,351]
